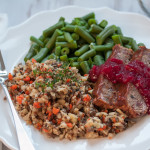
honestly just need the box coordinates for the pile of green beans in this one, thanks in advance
[24,12,145,74]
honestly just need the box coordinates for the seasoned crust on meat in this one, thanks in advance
[117,83,148,118]
[93,45,134,109]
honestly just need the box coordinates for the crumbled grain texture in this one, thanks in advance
[5,59,131,140]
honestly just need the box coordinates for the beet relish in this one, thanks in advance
[89,58,150,113]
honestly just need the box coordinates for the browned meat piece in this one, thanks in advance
[116,46,149,118]
[131,46,150,67]
[93,45,134,109]
[93,75,117,109]
[110,44,134,64]
[117,83,148,118]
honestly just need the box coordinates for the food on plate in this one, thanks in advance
[24,12,144,75]
[5,60,131,140]
[91,45,150,118]
[5,12,150,140]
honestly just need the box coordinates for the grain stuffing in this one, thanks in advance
[5,59,132,140]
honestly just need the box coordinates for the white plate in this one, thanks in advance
[0,6,150,150]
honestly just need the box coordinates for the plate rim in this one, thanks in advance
[1,5,150,150]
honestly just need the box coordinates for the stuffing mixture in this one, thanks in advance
[5,59,133,140]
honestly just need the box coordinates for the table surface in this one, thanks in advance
[0,0,150,149]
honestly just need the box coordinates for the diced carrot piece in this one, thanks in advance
[33,102,41,108]
[47,75,52,78]
[97,128,103,131]
[53,107,59,115]
[66,123,73,128]
[11,84,18,90]
[30,81,33,84]
[69,104,72,110]
[31,58,37,63]
[57,119,62,125]
[88,87,92,91]
[115,129,120,133]
[38,76,43,79]
[84,74,88,76]
[25,90,29,95]
[103,125,107,130]
[8,73,13,80]
[83,94,91,102]
[57,64,61,67]
[48,69,52,72]
[16,95,23,104]
[37,123,42,130]
[66,79,71,83]
[23,76,30,82]
[112,117,116,123]
[43,128,49,133]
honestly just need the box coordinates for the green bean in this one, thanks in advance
[74,44,89,56]
[75,26,95,44]
[78,38,87,46]
[62,24,75,32]
[61,47,70,55]
[88,57,93,68]
[71,33,79,41]
[88,18,97,26]
[91,43,114,52]
[78,49,96,62]
[56,41,77,49]
[24,43,40,62]
[64,32,74,43]
[105,38,114,44]
[71,18,86,26]
[89,24,103,34]
[124,45,132,49]
[105,50,112,60]
[32,48,49,62]
[91,33,97,39]
[46,29,63,51]
[59,16,65,22]
[80,61,90,74]
[82,12,95,21]
[116,27,123,36]
[30,36,44,47]
[38,35,45,42]
[94,55,105,66]
[44,38,50,45]
[43,21,64,37]
[41,55,50,63]
[48,53,57,59]
[131,39,139,51]
[56,36,66,42]
[60,55,68,61]
[55,46,61,56]
[99,20,108,28]
[71,62,80,69]
[138,43,145,47]
[69,57,78,62]
[121,36,133,44]
[96,25,116,45]
[112,34,123,45]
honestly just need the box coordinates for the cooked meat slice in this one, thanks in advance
[117,83,148,118]
[117,47,150,118]
[111,44,134,64]
[93,45,134,108]
[93,75,117,109]
[131,46,150,67]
